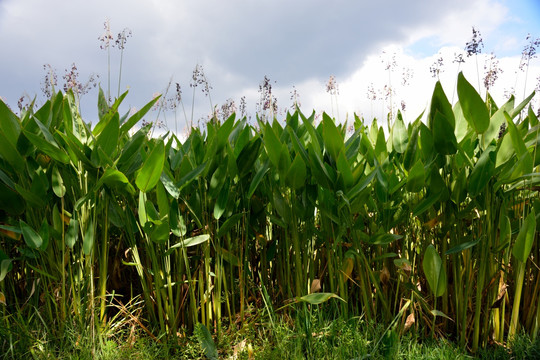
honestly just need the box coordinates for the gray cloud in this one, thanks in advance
[0,0,535,128]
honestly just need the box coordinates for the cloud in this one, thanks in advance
[0,0,538,131]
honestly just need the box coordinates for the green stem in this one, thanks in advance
[509,260,526,341]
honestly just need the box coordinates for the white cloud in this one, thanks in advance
[294,45,539,128]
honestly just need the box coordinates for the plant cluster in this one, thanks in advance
[0,68,539,359]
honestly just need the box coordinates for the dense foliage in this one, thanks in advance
[0,72,539,356]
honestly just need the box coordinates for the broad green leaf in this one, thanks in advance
[468,144,496,197]
[453,101,470,143]
[419,123,434,161]
[499,213,511,247]
[23,129,70,164]
[301,111,323,155]
[508,151,534,183]
[0,179,25,215]
[92,111,120,166]
[367,233,403,245]
[262,122,282,168]
[66,218,79,249]
[51,166,66,198]
[138,191,147,227]
[178,234,210,247]
[0,247,14,281]
[94,92,126,135]
[232,123,251,157]
[145,200,160,223]
[413,191,441,217]
[509,91,535,119]
[346,170,376,201]
[423,245,447,297]
[165,234,211,256]
[33,115,58,144]
[54,130,92,166]
[39,218,49,251]
[322,113,344,162]
[0,224,22,235]
[216,246,240,266]
[150,220,170,243]
[273,191,291,224]
[194,323,218,360]
[136,140,165,192]
[0,98,21,144]
[432,111,457,155]
[156,181,170,218]
[0,133,25,172]
[83,219,94,255]
[381,329,399,360]
[359,130,376,166]
[97,87,109,120]
[96,168,135,194]
[375,127,387,162]
[512,211,537,263]
[236,136,262,177]
[402,124,420,170]
[209,158,228,198]
[392,111,408,153]
[20,220,43,250]
[215,113,235,149]
[457,72,490,134]
[286,154,307,190]
[52,205,62,233]
[216,213,244,238]
[169,199,186,237]
[0,258,12,281]
[297,292,345,305]
[247,161,269,198]
[505,112,528,158]
[406,160,425,193]
[529,105,539,126]
[336,151,354,188]
[307,142,332,188]
[118,126,149,169]
[213,179,229,220]
[277,144,292,181]
[394,258,411,269]
[120,95,161,135]
[287,126,310,166]
[15,183,46,208]
[484,96,514,143]
[175,162,207,192]
[445,239,479,255]
[496,131,514,168]
[430,309,452,320]
[429,81,455,130]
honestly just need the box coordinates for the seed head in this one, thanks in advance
[239,96,247,117]
[366,83,377,101]
[41,64,58,98]
[483,53,503,91]
[519,33,540,71]
[453,52,465,64]
[115,28,132,50]
[465,26,484,57]
[429,56,444,79]
[257,75,277,113]
[290,85,301,109]
[326,75,339,95]
[98,19,114,50]
[190,64,212,96]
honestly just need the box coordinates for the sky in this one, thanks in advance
[1,0,539,135]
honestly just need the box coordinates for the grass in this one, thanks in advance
[5,311,540,359]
